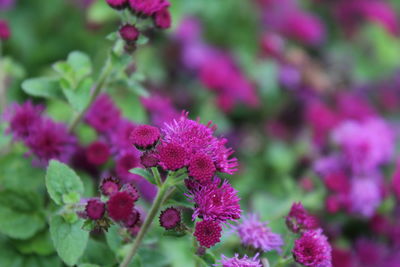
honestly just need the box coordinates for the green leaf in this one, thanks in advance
[0,190,45,239]
[13,230,55,256]
[22,77,64,100]
[79,264,100,267]
[67,51,92,80]
[129,168,156,185]
[62,77,92,112]
[80,238,116,266]
[62,192,81,204]
[49,215,89,266]
[105,224,123,253]
[45,160,84,205]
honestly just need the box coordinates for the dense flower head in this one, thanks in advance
[159,207,181,230]
[128,0,170,16]
[107,191,136,222]
[189,178,241,222]
[105,0,127,10]
[0,19,10,40]
[130,124,160,150]
[194,220,222,248]
[286,202,319,233]
[233,214,283,253]
[100,177,121,196]
[123,209,141,227]
[188,153,216,184]
[119,24,139,44]
[3,101,44,141]
[140,151,159,168]
[154,8,171,29]
[332,118,394,173]
[156,142,187,171]
[162,112,238,174]
[121,183,140,202]
[215,254,262,267]
[293,229,332,267]
[26,119,76,165]
[86,141,110,165]
[85,94,121,133]
[86,198,106,220]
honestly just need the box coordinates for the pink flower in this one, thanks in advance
[86,141,110,165]
[193,220,222,248]
[0,19,10,40]
[85,94,121,133]
[85,198,106,220]
[233,214,284,253]
[130,125,160,150]
[154,8,171,29]
[189,178,241,222]
[161,112,238,174]
[286,202,319,233]
[293,229,332,267]
[215,254,262,267]
[282,11,325,45]
[119,24,140,44]
[3,101,44,141]
[159,207,181,230]
[128,0,169,16]
[349,176,382,218]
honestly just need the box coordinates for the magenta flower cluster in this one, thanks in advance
[83,177,141,231]
[130,112,241,248]
[287,202,332,267]
[3,101,76,166]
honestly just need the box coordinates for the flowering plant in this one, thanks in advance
[2,0,400,267]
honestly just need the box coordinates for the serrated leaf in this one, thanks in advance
[0,190,45,239]
[45,160,84,205]
[129,168,156,185]
[67,51,92,81]
[22,77,64,100]
[105,224,123,253]
[49,215,89,266]
[62,77,92,111]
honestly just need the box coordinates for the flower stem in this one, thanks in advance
[119,180,170,267]
[274,256,294,267]
[68,51,113,133]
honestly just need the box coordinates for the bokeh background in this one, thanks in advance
[2,0,400,266]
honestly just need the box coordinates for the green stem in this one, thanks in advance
[68,51,113,133]
[274,257,294,267]
[119,180,170,267]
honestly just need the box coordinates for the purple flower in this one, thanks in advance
[215,254,262,267]
[188,178,241,222]
[233,214,284,253]
[25,119,76,165]
[85,94,121,133]
[128,0,170,16]
[286,202,319,233]
[161,112,238,174]
[293,229,332,267]
[3,101,44,141]
[0,0,14,10]
[332,118,394,173]
[349,176,382,218]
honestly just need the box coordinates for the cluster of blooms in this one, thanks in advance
[3,101,77,166]
[82,177,142,233]
[129,112,241,249]
[286,202,332,267]
[105,0,171,52]
[311,98,394,217]
[174,17,259,113]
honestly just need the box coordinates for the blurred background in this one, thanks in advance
[1,0,400,266]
